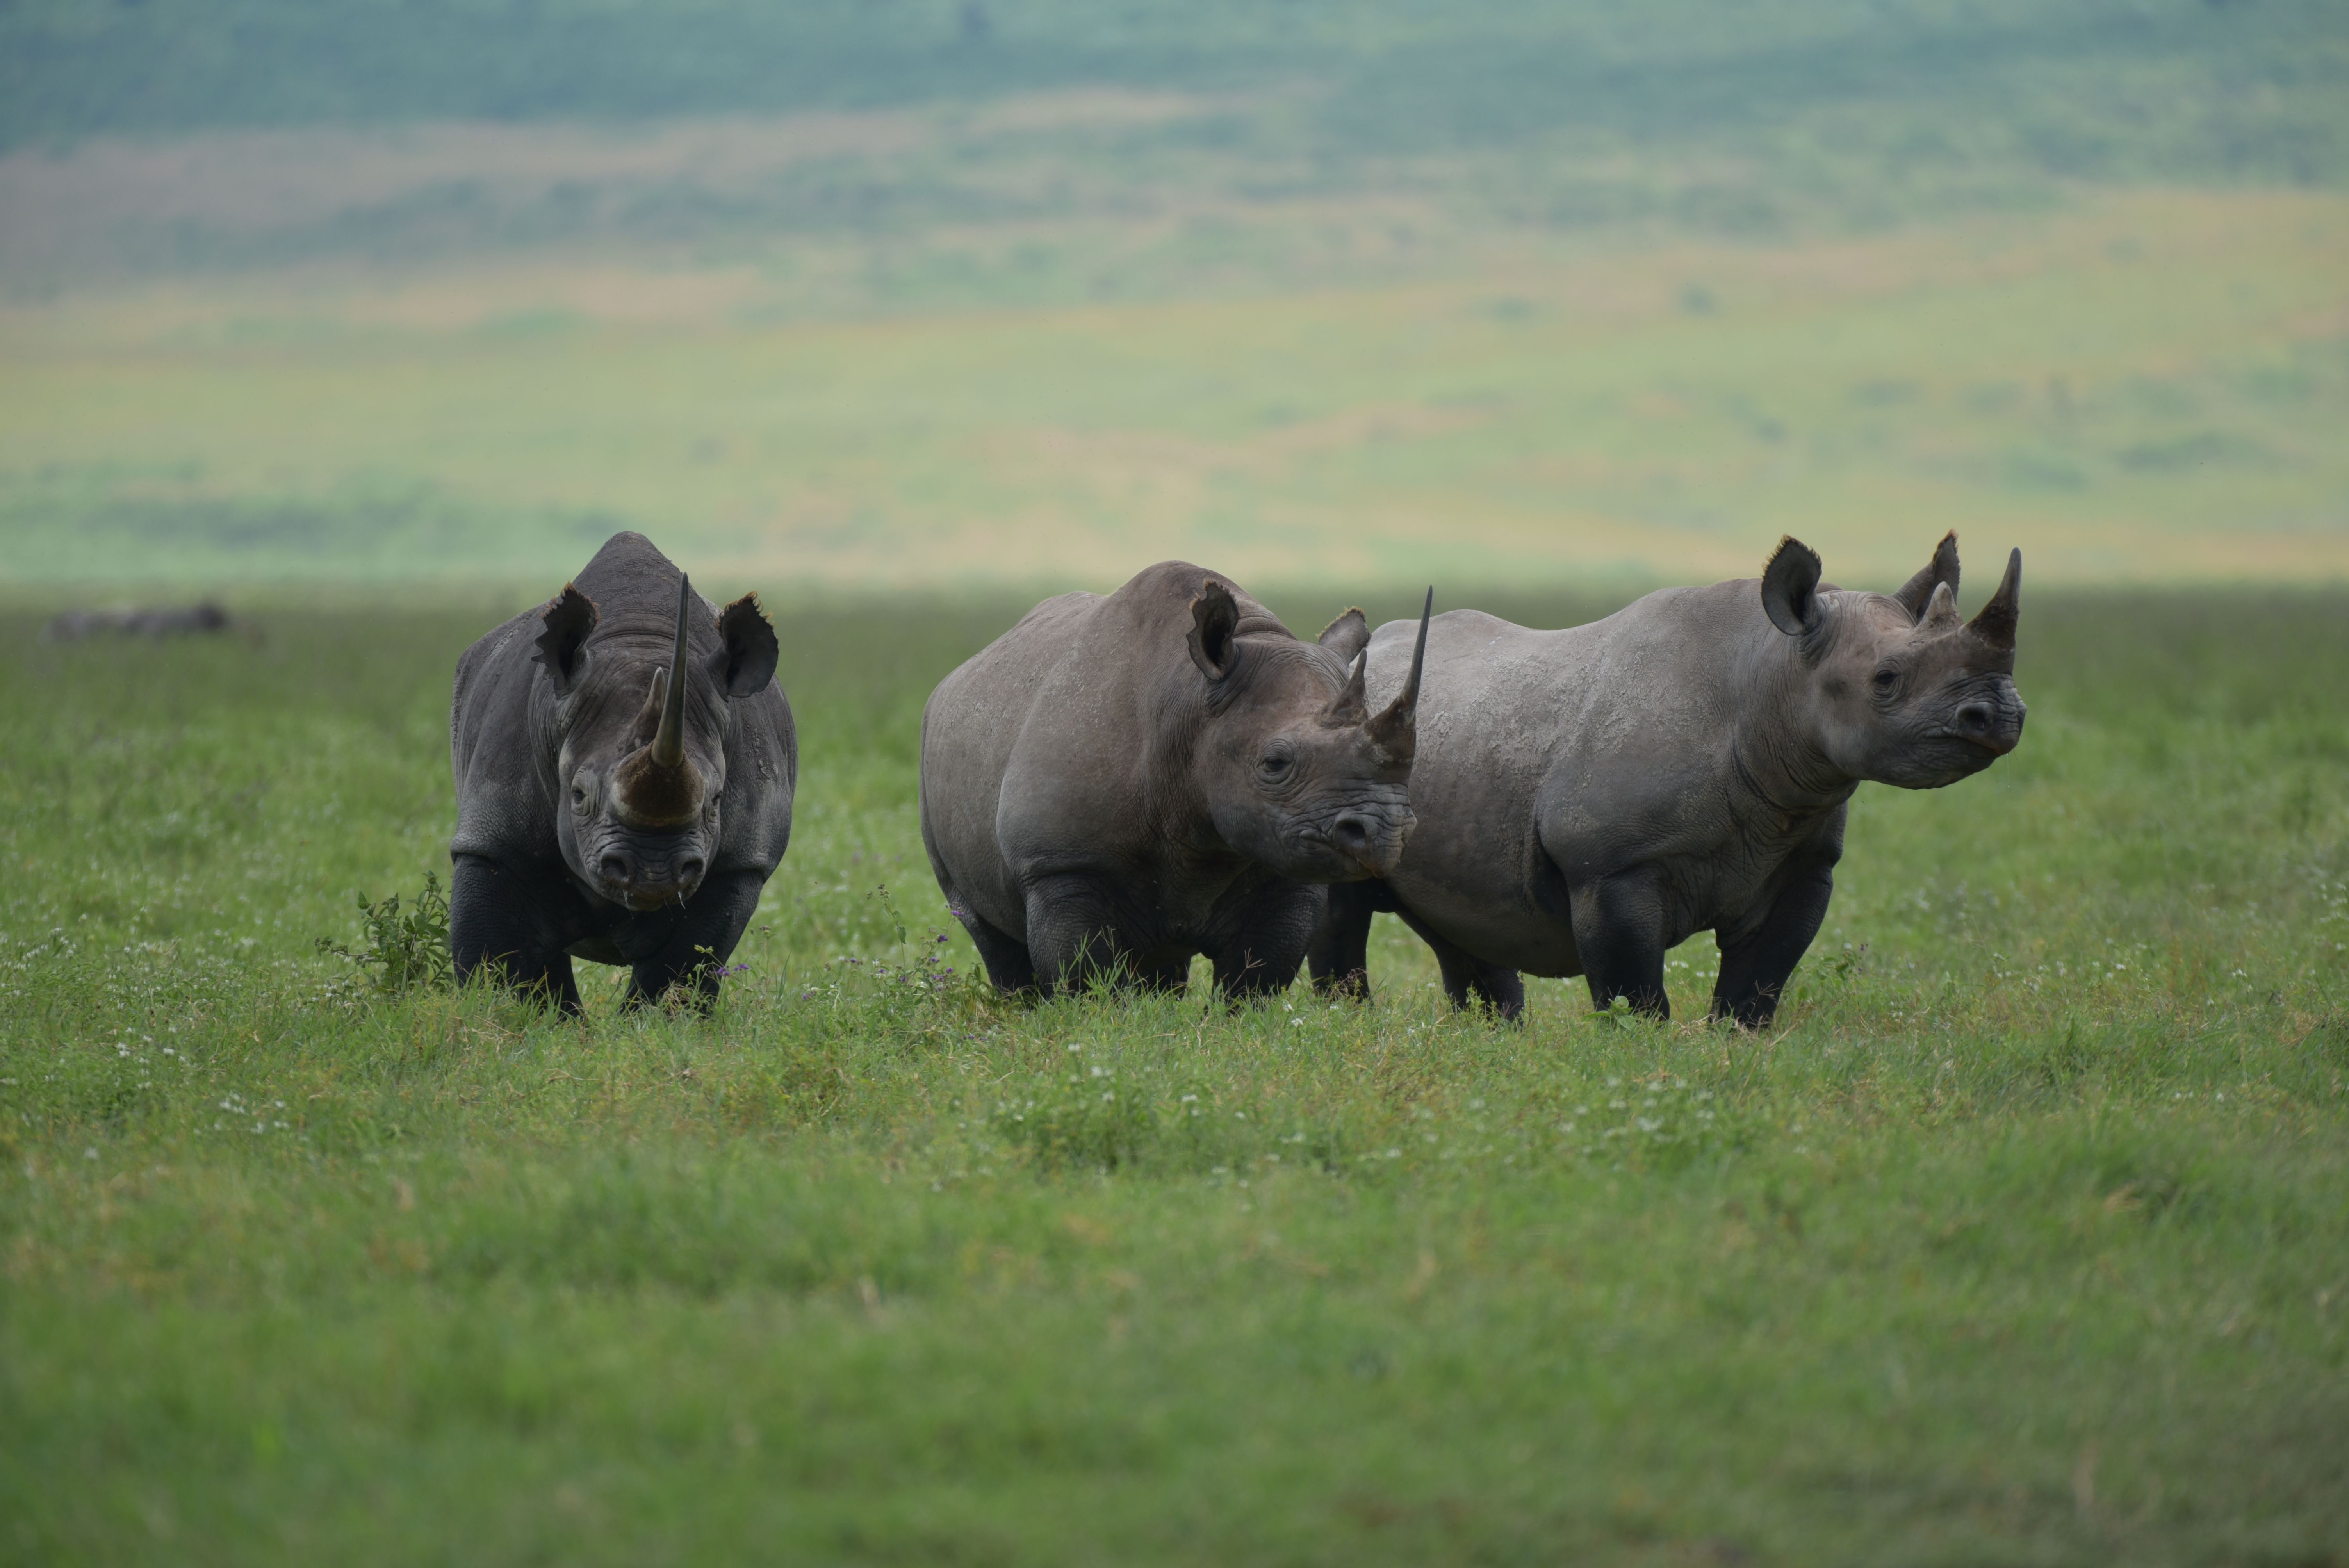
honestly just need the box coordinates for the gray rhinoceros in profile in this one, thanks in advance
[921,561,1430,998]
[1307,533,2025,1028]
[448,531,796,1012]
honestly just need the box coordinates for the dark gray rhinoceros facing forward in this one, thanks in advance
[449,532,797,1012]
[1308,533,2025,1028]
[921,561,1430,998]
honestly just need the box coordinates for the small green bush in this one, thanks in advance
[316,871,454,998]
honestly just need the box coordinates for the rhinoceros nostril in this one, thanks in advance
[1331,815,1373,855]
[599,853,632,886]
[678,854,706,884]
[1957,703,1993,735]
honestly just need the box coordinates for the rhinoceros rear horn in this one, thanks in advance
[1365,588,1432,761]
[1317,607,1372,722]
[1892,531,1960,620]
[1967,548,2022,652]
[715,592,778,698]
[1920,580,1962,630]
[1323,650,1369,725]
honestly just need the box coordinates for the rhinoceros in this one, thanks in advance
[921,561,1430,998]
[448,532,796,1012]
[1306,533,2024,1027]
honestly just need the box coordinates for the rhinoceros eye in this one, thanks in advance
[1260,749,1293,779]
[1871,666,1900,697]
[570,782,590,812]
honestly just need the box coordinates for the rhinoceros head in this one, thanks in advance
[1761,532,2026,790]
[1184,579,1429,881]
[533,573,778,910]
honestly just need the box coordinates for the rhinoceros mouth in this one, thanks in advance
[606,884,694,912]
[1925,728,2019,765]
[1890,736,2003,791]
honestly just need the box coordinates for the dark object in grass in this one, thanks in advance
[447,531,797,1013]
[921,561,1428,998]
[42,601,241,642]
[1309,532,2025,1028]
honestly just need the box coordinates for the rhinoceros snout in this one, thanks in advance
[594,843,707,908]
[1955,691,2026,756]
[1330,808,1415,877]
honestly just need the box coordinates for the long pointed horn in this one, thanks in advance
[1366,588,1432,759]
[612,572,708,828]
[651,572,692,768]
[1967,549,2021,652]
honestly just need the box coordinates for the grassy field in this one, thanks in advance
[3,0,2344,1557]
[2,582,2344,1563]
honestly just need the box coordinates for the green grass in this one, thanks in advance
[2,586,2344,1564]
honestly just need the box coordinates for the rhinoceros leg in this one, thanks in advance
[1388,903,1525,1021]
[1568,868,1672,1020]
[1710,832,1842,1029]
[450,854,585,1014]
[1307,880,1387,1001]
[620,868,765,1009]
[945,895,1039,995]
[1125,948,1197,992]
[1196,879,1321,1000]
[1023,877,1134,997]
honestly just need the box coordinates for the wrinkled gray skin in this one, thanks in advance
[921,561,1427,998]
[449,531,797,1013]
[1307,533,2025,1027]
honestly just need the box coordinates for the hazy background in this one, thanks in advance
[2,0,2344,599]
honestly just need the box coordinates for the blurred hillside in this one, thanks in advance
[6,0,2345,282]
[7,1,2341,178]
[0,0,2344,592]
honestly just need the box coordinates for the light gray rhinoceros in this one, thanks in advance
[1306,533,2025,1027]
[449,531,796,1012]
[921,561,1429,998]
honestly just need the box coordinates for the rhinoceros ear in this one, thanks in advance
[1892,531,1961,620]
[1761,536,1827,640]
[1187,579,1241,681]
[1316,607,1370,664]
[532,583,598,695]
[714,592,779,698]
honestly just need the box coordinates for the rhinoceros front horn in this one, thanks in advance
[1365,588,1433,763]
[651,573,692,769]
[613,574,708,828]
[1967,549,2022,652]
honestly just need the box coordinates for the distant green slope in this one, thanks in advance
[5,0,2345,189]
